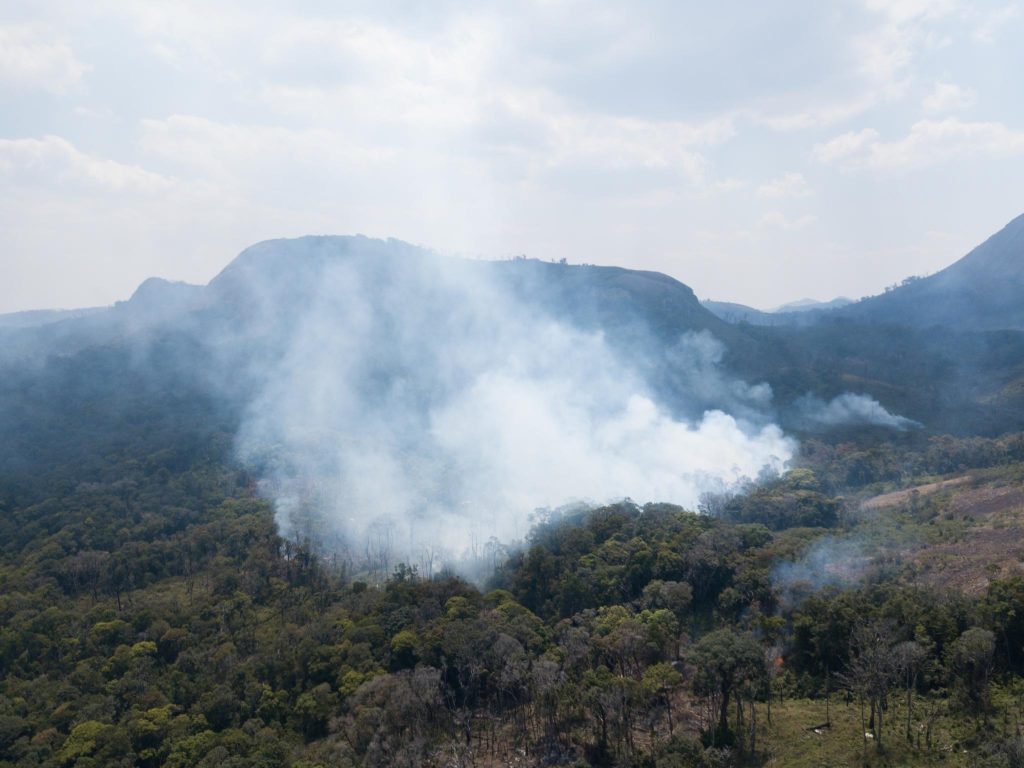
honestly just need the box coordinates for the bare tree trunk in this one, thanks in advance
[749,697,757,754]
[906,682,913,743]
[877,696,884,751]
[860,695,868,763]
[737,694,744,751]
[826,666,832,727]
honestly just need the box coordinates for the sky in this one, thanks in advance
[1,0,1023,314]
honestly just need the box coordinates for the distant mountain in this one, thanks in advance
[838,213,1024,330]
[211,235,733,340]
[205,236,763,419]
[3,237,738,368]
[8,233,1024,437]
[0,277,203,366]
[1,236,752,412]
[120,277,205,319]
[772,296,852,313]
[702,297,850,327]
[706,213,1024,332]
[0,307,105,330]
[702,300,774,325]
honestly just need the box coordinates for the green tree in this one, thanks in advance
[687,629,764,747]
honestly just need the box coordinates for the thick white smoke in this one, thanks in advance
[795,392,920,431]
[232,241,794,555]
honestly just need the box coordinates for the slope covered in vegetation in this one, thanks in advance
[6,229,1024,767]
[5,361,1024,767]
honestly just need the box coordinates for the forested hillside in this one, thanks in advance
[5,339,1024,766]
[836,213,1024,331]
[7,234,1024,440]
[5,230,1024,767]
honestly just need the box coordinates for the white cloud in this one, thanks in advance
[971,3,1020,42]
[122,2,742,203]
[813,127,881,164]
[139,100,735,201]
[537,113,734,190]
[715,178,749,192]
[0,135,174,192]
[3,1,1024,313]
[760,211,816,231]
[853,0,958,98]
[755,0,959,132]
[757,172,813,199]
[922,81,976,113]
[814,118,1024,171]
[755,95,877,132]
[861,0,960,29]
[0,24,87,93]
[139,115,394,179]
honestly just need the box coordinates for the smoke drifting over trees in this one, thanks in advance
[228,237,794,552]
[794,392,921,431]
[7,222,1024,765]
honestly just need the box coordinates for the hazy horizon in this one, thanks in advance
[2,1,1024,313]
[0,233,873,315]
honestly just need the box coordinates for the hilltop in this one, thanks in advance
[836,213,1024,330]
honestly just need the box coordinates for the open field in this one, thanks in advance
[756,689,1024,768]
[848,466,1024,596]
[861,477,972,511]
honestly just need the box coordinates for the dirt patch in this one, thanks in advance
[861,477,971,511]
[910,527,1024,595]
[868,474,1024,595]
[949,485,1024,518]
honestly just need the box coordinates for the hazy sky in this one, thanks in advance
[1,0,1022,313]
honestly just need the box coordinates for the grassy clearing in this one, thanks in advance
[754,686,1024,767]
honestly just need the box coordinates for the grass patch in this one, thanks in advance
[755,688,1024,767]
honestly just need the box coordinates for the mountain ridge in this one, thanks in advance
[833,212,1024,330]
[5,224,1024,435]
[10,210,1024,335]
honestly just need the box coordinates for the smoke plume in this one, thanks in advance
[773,536,869,607]
[230,238,795,556]
[794,392,921,431]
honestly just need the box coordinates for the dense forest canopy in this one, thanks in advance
[5,380,1024,766]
